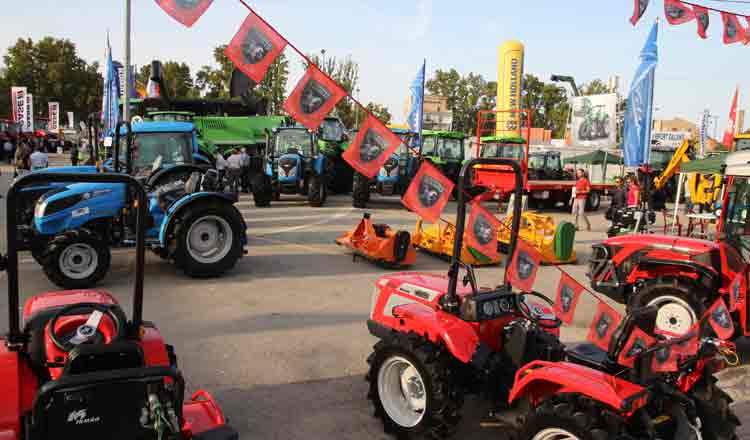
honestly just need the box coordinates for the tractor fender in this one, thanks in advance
[0,347,37,437]
[313,155,326,176]
[387,302,480,364]
[147,164,206,188]
[631,257,720,291]
[159,192,247,247]
[508,360,648,414]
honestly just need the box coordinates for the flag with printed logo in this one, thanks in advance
[225,11,288,84]
[284,66,347,131]
[401,161,454,223]
[155,0,214,27]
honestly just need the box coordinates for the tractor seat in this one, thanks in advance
[565,343,615,371]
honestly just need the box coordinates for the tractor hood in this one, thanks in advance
[603,234,719,256]
[32,165,98,174]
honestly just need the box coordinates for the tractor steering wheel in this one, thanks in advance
[48,303,126,352]
[516,291,562,329]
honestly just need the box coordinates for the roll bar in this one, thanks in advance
[113,120,133,174]
[445,158,524,308]
[4,172,147,346]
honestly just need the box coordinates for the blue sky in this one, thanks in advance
[1,0,748,132]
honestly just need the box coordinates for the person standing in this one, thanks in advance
[70,142,79,166]
[239,147,251,193]
[627,175,641,208]
[611,177,626,210]
[30,146,49,170]
[226,148,244,193]
[3,138,12,164]
[215,152,228,190]
[572,168,591,231]
[14,139,31,172]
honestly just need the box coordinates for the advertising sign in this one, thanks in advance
[26,94,34,134]
[651,131,690,149]
[11,86,29,131]
[48,102,60,132]
[570,93,617,148]
[67,111,75,129]
[496,40,524,137]
[699,110,709,157]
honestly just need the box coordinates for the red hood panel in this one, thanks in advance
[378,272,475,297]
[23,290,119,322]
[604,234,719,255]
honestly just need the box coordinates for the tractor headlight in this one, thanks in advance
[278,165,297,177]
[34,199,48,218]
[378,168,388,177]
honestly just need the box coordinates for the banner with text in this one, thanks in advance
[26,94,34,133]
[11,87,29,132]
[570,93,617,148]
[67,111,75,129]
[651,131,690,149]
[48,102,60,132]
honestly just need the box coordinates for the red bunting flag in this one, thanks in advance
[507,239,541,293]
[284,66,347,131]
[729,272,746,312]
[664,0,695,25]
[225,12,288,84]
[342,115,402,179]
[722,87,739,148]
[722,12,746,45]
[693,5,710,39]
[553,272,584,325]
[154,0,214,27]
[465,201,501,260]
[618,326,656,368]
[705,297,735,340]
[631,0,650,25]
[401,162,454,223]
[652,328,699,373]
[587,301,623,351]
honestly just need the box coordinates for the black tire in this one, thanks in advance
[366,331,464,439]
[522,394,631,440]
[692,377,740,440]
[172,202,244,278]
[628,277,707,335]
[353,172,370,209]
[40,228,111,289]
[308,174,326,207]
[252,174,273,207]
[585,191,601,211]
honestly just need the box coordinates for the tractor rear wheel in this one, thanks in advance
[521,394,630,440]
[173,202,243,278]
[252,175,273,207]
[629,278,705,336]
[40,228,111,289]
[352,172,370,208]
[585,191,601,211]
[366,331,464,439]
[308,174,327,207]
[692,377,740,440]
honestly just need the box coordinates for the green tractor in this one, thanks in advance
[420,130,466,185]
[317,116,354,194]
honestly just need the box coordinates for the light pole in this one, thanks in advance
[354,87,360,128]
[123,0,131,123]
[320,49,326,70]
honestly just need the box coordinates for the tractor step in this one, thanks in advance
[481,405,528,430]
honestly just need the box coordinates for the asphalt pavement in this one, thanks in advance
[1,157,748,439]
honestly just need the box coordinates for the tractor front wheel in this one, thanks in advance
[173,203,244,278]
[521,394,629,440]
[252,175,273,207]
[308,174,327,207]
[41,228,111,289]
[366,331,464,439]
[693,377,740,440]
[352,172,370,208]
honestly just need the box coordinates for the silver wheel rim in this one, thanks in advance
[59,243,98,280]
[647,295,697,335]
[532,428,581,440]
[186,215,233,264]
[377,355,427,428]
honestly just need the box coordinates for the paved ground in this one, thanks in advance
[1,157,748,439]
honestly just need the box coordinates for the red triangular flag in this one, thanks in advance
[729,272,746,312]
[618,326,656,368]
[401,161,454,224]
[587,301,623,351]
[652,327,699,372]
[465,201,501,261]
[664,0,695,25]
[693,5,710,39]
[705,297,735,340]
[553,272,584,325]
[154,0,214,27]
[342,114,402,179]
[507,239,541,293]
[283,66,347,131]
[630,0,650,25]
[225,12,288,84]
[722,12,746,44]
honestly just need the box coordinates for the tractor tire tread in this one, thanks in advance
[39,228,111,289]
[522,394,633,440]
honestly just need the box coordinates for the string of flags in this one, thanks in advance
[631,0,750,45]
[153,0,741,374]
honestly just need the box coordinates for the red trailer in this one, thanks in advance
[474,110,614,210]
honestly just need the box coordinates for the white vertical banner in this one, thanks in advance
[11,86,28,131]
[48,102,60,132]
[699,109,709,158]
[67,111,75,129]
[26,94,34,133]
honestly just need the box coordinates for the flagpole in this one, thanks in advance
[418,59,426,148]
[644,17,658,168]
[123,0,131,123]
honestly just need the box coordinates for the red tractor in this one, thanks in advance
[0,172,238,440]
[365,158,738,439]
[588,150,750,338]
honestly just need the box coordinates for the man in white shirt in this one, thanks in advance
[226,149,244,193]
[215,153,228,190]
[29,146,49,170]
[239,147,250,193]
[3,139,12,164]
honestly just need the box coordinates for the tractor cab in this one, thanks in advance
[721,151,750,260]
[317,116,354,194]
[420,130,466,184]
[0,172,237,440]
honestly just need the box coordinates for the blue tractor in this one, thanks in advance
[28,122,246,289]
[252,126,327,207]
[352,128,418,208]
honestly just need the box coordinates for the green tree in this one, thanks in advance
[358,102,391,126]
[522,74,570,138]
[0,37,102,121]
[256,54,289,115]
[195,45,233,99]
[425,69,494,134]
[136,61,196,98]
[580,79,610,96]
[305,53,359,128]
